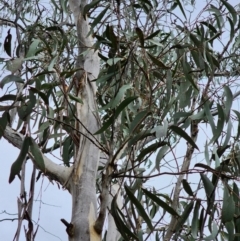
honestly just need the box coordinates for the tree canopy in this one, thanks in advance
[1,0,240,240]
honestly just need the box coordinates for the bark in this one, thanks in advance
[67,0,101,240]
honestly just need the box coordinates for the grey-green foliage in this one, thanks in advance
[1,0,240,240]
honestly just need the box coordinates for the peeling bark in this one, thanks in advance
[67,0,101,240]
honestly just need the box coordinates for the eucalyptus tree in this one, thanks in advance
[1,0,240,240]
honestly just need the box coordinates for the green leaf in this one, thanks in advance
[166,70,172,104]
[223,119,232,148]
[182,179,194,196]
[222,185,235,223]
[62,136,73,167]
[0,75,24,89]
[233,110,240,139]
[125,185,153,231]
[147,53,170,69]
[210,104,225,144]
[136,27,144,47]
[68,94,83,104]
[91,5,109,30]
[129,110,150,133]
[191,200,201,238]
[204,142,210,165]
[95,96,138,134]
[38,121,51,133]
[48,55,58,71]
[220,0,237,26]
[106,58,122,66]
[128,130,152,147]
[200,21,217,34]
[174,201,194,233]
[95,72,115,84]
[83,0,101,18]
[29,137,45,171]
[155,145,169,172]
[204,101,215,131]
[0,94,17,102]
[233,182,240,216]
[0,112,8,138]
[9,136,30,183]
[4,30,12,57]
[223,85,233,122]
[100,84,132,111]
[145,30,161,40]
[227,17,234,41]
[200,173,214,199]
[137,141,166,161]
[181,58,199,90]
[175,0,187,19]
[111,195,138,240]
[26,39,41,58]
[224,221,234,241]
[169,125,199,150]
[17,91,36,121]
[142,188,179,217]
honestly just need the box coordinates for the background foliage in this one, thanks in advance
[1,0,240,240]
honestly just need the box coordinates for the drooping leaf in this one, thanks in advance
[200,21,217,34]
[83,0,101,19]
[145,30,161,40]
[182,179,194,196]
[220,0,237,26]
[128,130,152,148]
[222,185,235,223]
[155,145,169,172]
[174,201,194,233]
[29,137,45,171]
[125,185,153,231]
[38,121,51,133]
[4,29,12,57]
[147,53,170,69]
[0,112,9,138]
[191,199,201,238]
[200,173,214,199]
[175,0,187,19]
[0,94,17,102]
[210,104,225,144]
[223,120,232,148]
[17,90,36,121]
[233,110,240,139]
[224,221,234,241]
[95,96,138,134]
[137,141,167,162]
[136,27,144,47]
[223,85,233,122]
[169,125,199,150]
[142,188,179,217]
[68,94,83,104]
[0,75,24,89]
[9,136,31,183]
[111,195,138,240]
[26,39,41,58]
[100,84,132,110]
[129,110,150,134]
[62,136,73,167]
[91,5,109,30]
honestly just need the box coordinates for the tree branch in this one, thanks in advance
[3,126,72,189]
